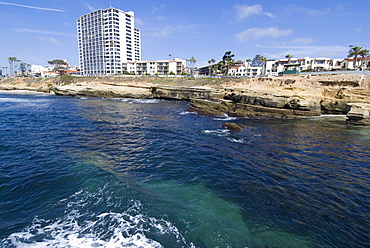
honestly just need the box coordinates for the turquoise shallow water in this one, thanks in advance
[0,93,369,248]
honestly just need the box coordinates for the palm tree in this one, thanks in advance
[222,51,235,75]
[189,56,197,75]
[359,49,369,70]
[207,58,216,76]
[245,59,251,68]
[14,59,21,76]
[7,57,17,76]
[348,45,362,69]
[211,58,216,75]
[285,54,293,63]
[19,62,30,76]
[208,60,212,76]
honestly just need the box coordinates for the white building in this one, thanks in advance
[228,62,263,77]
[30,65,47,77]
[77,7,141,76]
[41,71,58,78]
[122,59,186,75]
[340,57,370,70]
[261,60,277,76]
[270,57,341,74]
[301,57,332,71]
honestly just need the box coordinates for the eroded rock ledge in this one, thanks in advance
[346,103,370,125]
[1,74,370,125]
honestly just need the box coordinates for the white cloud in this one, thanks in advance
[152,25,185,38]
[303,7,331,16]
[264,12,275,19]
[151,4,165,13]
[0,1,64,12]
[38,36,60,45]
[355,27,362,33]
[135,17,144,26]
[235,4,262,20]
[234,4,275,21]
[285,6,331,17]
[235,27,292,42]
[154,27,172,37]
[258,44,348,59]
[157,16,167,21]
[292,38,314,45]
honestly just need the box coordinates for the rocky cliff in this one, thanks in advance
[1,74,370,125]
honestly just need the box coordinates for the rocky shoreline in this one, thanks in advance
[1,74,370,125]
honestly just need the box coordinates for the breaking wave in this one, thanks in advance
[1,188,193,248]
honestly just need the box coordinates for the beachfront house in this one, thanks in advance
[30,65,47,77]
[271,58,299,73]
[228,62,263,77]
[122,58,186,75]
[301,57,332,71]
[261,60,277,76]
[271,57,342,74]
[340,57,370,70]
[57,69,80,76]
[41,71,59,78]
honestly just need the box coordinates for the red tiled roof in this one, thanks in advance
[345,57,370,61]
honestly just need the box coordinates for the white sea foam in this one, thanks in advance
[227,137,245,143]
[112,98,162,104]
[213,113,238,121]
[110,98,162,104]
[179,111,197,115]
[6,223,163,248]
[0,97,49,103]
[2,190,189,248]
[82,98,162,104]
[131,99,162,104]
[203,129,230,136]
[0,97,51,111]
[319,114,346,117]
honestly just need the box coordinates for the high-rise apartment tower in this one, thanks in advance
[77,7,141,76]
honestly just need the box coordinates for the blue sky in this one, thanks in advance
[1,0,369,68]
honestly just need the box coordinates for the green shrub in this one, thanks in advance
[59,74,75,85]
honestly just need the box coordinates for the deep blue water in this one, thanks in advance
[0,93,369,248]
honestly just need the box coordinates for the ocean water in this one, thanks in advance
[0,93,369,248]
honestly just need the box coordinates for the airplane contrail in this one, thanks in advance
[0,1,64,12]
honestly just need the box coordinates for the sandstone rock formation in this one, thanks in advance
[1,74,370,125]
[346,103,370,125]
